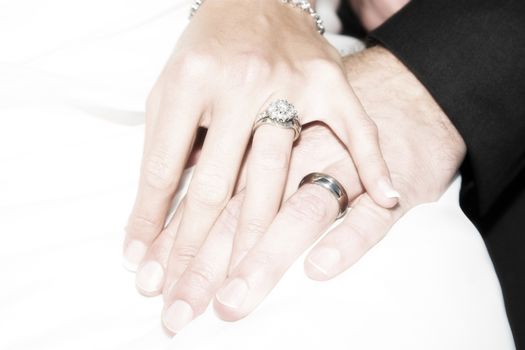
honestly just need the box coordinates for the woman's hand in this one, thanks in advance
[152,46,465,333]
[124,0,398,290]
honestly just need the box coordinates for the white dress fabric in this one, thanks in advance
[0,1,515,349]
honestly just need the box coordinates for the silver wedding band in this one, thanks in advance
[253,99,302,141]
[299,172,349,219]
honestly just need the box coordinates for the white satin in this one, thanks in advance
[0,0,514,349]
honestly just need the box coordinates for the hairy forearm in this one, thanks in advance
[344,46,466,177]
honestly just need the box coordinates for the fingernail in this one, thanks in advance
[307,247,341,276]
[123,240,147,272]
[162,300,194,334]
[216,278,249,309]
[378,179,401,199]
[136,261,164,294]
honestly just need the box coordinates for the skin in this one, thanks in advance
[350,0,411,30]
[123,0,400,291]
[146,46,466,333]
[127,0,460,335]
[124,0,410,318]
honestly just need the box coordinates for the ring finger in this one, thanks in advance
[214,161,359,321]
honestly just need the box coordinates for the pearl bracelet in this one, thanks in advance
[189,0,325,35]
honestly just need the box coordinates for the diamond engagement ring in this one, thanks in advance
[253,99,302,141]
[299,173,349,219]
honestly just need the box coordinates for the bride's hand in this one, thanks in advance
[124,0,398,289]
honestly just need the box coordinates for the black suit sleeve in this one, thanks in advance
[369,0,525,218]
[366,0,525,347]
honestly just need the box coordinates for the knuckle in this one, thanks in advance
[173,244,199,265]
[244,218,267,238]
[190,168,231,207]
[143,148,177,191]
[185,261,216,289]
[285,190,330,223]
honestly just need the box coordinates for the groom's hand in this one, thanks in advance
[301,46,467,278]
[160,46,467,331]
[210,46,466,320]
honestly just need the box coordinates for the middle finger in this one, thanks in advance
[163,104,253,290]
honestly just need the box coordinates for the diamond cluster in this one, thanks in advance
[266,99,298,123]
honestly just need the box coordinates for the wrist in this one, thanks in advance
[345,46,466,159]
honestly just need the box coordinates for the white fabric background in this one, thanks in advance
[0,0,515,349]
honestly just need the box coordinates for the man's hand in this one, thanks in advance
[301,46,466,278]
[156,46,466,332]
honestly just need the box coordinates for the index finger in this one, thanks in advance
[304,193,403,280]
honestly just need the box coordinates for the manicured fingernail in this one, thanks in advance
[378,179,400,199]
[136,261,164,294]
[162,300,194,334]
[216,278,249,309]
[123,240,147,271]
[307,247,341,276]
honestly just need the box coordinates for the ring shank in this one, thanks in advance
[253,116,302,142]
[299,172,349,219]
